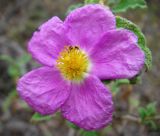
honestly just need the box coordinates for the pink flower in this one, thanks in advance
[17,4,145,130]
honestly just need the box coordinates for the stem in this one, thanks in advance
[122,115,141,123]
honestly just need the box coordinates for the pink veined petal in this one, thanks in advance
[90,29,145,80]
[61,75,113,130]
[28,17,70,66]
[17,67,71,115]
[65,4,116,52]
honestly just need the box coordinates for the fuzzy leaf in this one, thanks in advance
[113,0,147,13]
[116,16,152,70]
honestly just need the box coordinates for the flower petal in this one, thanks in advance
[61,75,113,130]
[17,67,71,115]
[90,29,145,80]
[65,4,116,52]
[28,17,70,66]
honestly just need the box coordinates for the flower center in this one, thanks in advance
[56,46,90,81]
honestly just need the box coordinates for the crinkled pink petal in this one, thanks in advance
[90,29,145,80]
[28,17,70,66]
[61,75,113,130]
[65,4,116,52]
[17,67,71,115]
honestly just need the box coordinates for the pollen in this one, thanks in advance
[56,46,90,81]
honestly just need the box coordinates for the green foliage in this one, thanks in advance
[0,55,20,78]
[116,16,152,70]
[138,107,148,120]
[129,75,142,84]
[146,102,157,116]
[0,54,31,114]
[111,79,130,95]
[66,121,79,130]
[31,113,52,122]
[0,54,31,79]
[2,90,17,112]
[80,130,98,136]
[8,66,20,78]
[108,0,120,5]
[138,102,157,119]
[112,0,147,13]
[84,0,99,4]
[138,102,158,130]
[129,98,140,107]
[102,125,113,134]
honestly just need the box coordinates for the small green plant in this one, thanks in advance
[138,102,159,130]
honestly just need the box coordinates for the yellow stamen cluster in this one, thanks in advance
[56,46,89,81]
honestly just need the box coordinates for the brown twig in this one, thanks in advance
[121,115,141,123]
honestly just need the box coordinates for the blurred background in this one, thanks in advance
[0,0,159,136]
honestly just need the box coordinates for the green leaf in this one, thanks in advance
[116,79,130,85]
[80,130,98,136]
[0,54,31,77]
[103,125,113,133]
[138,107,148,120]
[111,79,130,95]
[0,55,14,64]
[17,54,31,75]
[146,102,157,116]
[129,98,140,107]
[111,82,120,95]
[129,76,142,84]
[108,0,120,5]
[138,103,158,130]
[18,54,31,64]
[31,113,52,122]
[67,121,79,130]
[8,65,20,78]
[84,0,99,4]
[0,55,20,78]
[2,90,17,112]
[116,16,152,70]
[113,0,147,13]
[144,120,157,130]
[138,102,157,121]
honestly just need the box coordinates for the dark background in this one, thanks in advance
[0,0,159,136]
